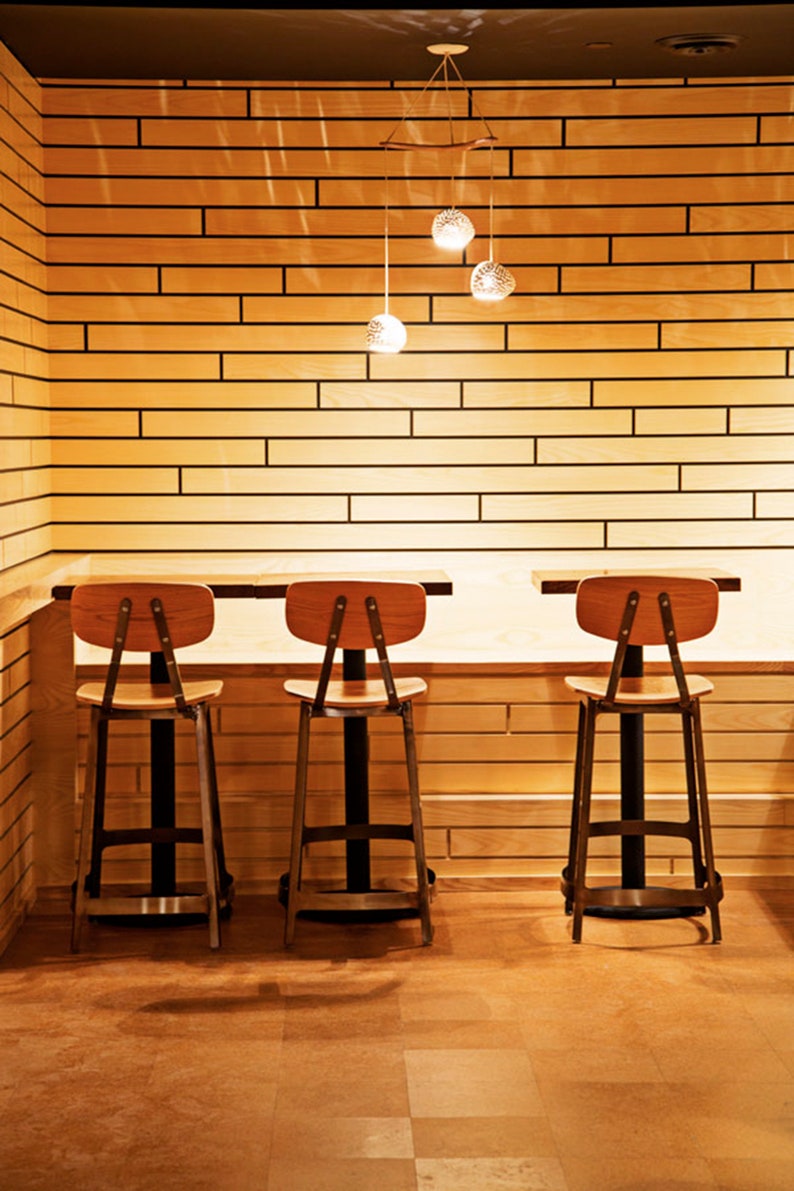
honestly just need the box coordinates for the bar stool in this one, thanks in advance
[562,574,724,943]
[282,579,433,946]
[70,582,229,951]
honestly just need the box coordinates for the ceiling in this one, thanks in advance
[0,3,791,82]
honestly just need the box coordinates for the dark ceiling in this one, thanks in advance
[0,4,791,82]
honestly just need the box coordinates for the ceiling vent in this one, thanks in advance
[656,33,743,57]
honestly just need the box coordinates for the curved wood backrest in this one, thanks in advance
[576,574,719,645]
[285,580,426,648]
[71,582,215,651]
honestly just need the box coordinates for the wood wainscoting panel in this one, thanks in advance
[56,660,794,898]
[0,622,35,948]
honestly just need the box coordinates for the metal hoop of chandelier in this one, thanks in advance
[379,44,497,153]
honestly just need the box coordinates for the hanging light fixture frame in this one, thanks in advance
[379,44,497,152]
[366,42,514,351]
[379,44,497,253]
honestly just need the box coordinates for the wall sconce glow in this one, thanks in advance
[367,312,407,353]
[470,258,516,302]
[431,206,475,250]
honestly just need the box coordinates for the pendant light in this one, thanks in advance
[427,46,478,250]
[366,42,514,349]
[470,145,516,302]
[431,206,475,251]
[367,149,407,353]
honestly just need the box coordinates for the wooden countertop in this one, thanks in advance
[7,549,793,664]
[51,568,453,600]
[532,567,742,595]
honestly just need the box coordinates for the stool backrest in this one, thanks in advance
[71,582,215,651]
[286,580,426,711]
[576,574,719,645]
[286,579,426,649]
[71,582,216,715]
[576,574,719,703]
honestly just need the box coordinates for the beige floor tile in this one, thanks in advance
[415,1155,567,1189]
[0,1153,131,1191]
[651,1043,793,1083]
[118,1132,271,1191]
[275,1040,411,1116]
[529,1044,666,1083]
[0,1098,138,1189]
[665,1079,794,1121]
[780,1051,794,1077]
[270,1114,414,1159]
[266,1158,418,1190]
[709,1157,794,1190]
[517,1002,647,1048]
[281,981,404,1042]
[402,1019,528,1049]
[737,993,794,1050]
[537,1080,704,1159]
[405,1048,543,1117]
[563,1156,717,1190]
[399,990,506,1021]
[687,1114,794,1161]
[411,1115,557,1158]
[143,1040,281,1122]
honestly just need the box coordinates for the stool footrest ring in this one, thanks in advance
[278,869,436,917]
[301,822,414,845]
[561,866,723,912]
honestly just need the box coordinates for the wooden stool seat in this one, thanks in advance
[76,679,224,710]
[563,673,715,703]
[283,676,428,707]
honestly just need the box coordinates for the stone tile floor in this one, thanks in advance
[1,888,792,1190]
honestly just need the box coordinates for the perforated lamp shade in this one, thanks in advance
[366,312,407,353]
[431,207,475,250]
[470,259,516,302]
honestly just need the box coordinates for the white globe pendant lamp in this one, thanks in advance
[367,152,407,353]
[470,145,515,303]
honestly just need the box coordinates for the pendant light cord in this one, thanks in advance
[488,143,495,259]
[383,147,390,316]
[442,54,458,209]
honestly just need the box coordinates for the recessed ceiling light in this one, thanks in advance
[656,33,743,57]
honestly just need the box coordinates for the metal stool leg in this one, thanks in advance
[285,701,312,946]
[572,700,597,944]
[692,700,722,943]
[71,706,102,953]
[403,702,433,945]
[195,704,221,950]
[563,700,587,914]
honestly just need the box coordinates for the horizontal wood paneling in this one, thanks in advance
[0,43,45,948]
[69,661,794,891]
[0,621,35,944]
